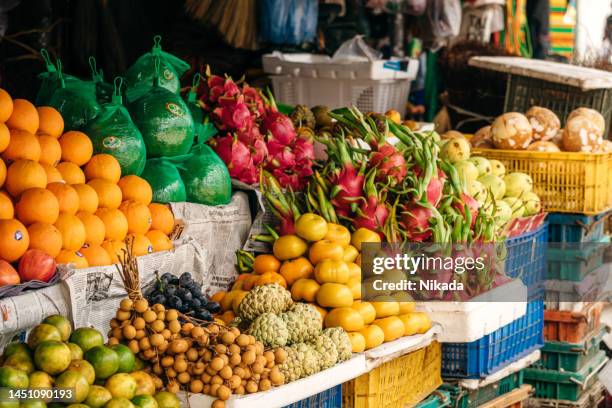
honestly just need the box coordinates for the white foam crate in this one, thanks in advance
[416,279,528,343]
[459,350,541,390]
[545,264,611,311]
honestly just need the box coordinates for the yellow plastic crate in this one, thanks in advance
[343,341,442,408]
[472,149,612,215]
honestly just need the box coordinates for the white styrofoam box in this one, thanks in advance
[545,264,611,311]
[459,350,541,390]
[416,279,528,343]
[181,354,366,408]
[262,52,419,80]
[364,325,442,370]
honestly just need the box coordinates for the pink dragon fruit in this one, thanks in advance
[352,172,389,231]
[251,138,268,166]
[369,144,407,185]
[262,111,297,145]
[270,148,296,169]
[294,137,315,165]
[453,192,479,227]
[210,134,255,183]
[328,141,365,217]
[213,96,252,131]
[272,168,301,191]
[400,203,433,242]
[243,85,266,118]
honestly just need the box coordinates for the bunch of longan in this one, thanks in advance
[109,297,287,407]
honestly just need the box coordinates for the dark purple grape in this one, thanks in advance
[207,301,221,314]
[168,295,182,309]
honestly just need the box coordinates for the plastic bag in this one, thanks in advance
[84,78,147,176]
[47,63,101,131]
[36,50,80,106]
[332,35,383,61]
[139,158,186,203]
[129,58,195,158]
[260,0,318,45]
[124,35,190,103]
[87,57,114,104]
[425,0,462,49]
[176,144,232,206]
[184,74,217,144]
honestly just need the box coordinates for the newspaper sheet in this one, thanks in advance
[63,240,210,337]
[0,283,71,349]
[232,180,275,254]
[170,192,251,290]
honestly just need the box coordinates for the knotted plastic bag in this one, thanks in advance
[139,157,186,204]
[84,78,147,175]
[129,58,195,158]
[47,61,101,130]
[175,144,232,206]
[36,49,80,106]
[184,73,217,144]
[87,57,114,104]
[124,35,190,103]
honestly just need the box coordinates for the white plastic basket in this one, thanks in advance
[263,52,419,116]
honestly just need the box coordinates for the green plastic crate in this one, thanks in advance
[532,329,605,372]
[415,390,451,408]
[547,236,610,281]
[528,380,605,408]
[440,370,524,408]
[524,350,608,401]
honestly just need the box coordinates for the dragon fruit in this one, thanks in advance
[243,85,266,118]
[400,203,433,242]
[294,137,315,165]
[262,111,297,145]
[210,134,254,181]
[369,144,407,185]
[328,140,365,217]
[213,96,252,131]
[353,172,389,231]
[453,192,479,227]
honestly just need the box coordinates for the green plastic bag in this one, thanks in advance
[84,78,147,175]
[124,35,190,103]
[140,158,187,203]
[36,49,80,106]
[87,57,114,104]
[47,63,102,130]
[184,73,217,144]
[129,59,195,158]
[176,144,232,206]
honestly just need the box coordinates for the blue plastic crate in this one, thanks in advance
[547,212,610,244]
[504,222,547,296]
[284,385,342,408]
[442,299,545,378]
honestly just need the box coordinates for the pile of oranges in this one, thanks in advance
[0,88,175,269]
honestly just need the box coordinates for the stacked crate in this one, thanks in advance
[524,212,611,406]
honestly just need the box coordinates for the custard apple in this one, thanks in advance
[237,283,293,321]
[323,327,352,362]
[309,334,339,370]
[248,313,289,347]
[281,303,322,344]
[279,343,320,383]
[229,316,250,332]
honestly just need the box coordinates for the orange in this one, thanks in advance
[95,208,128,241]
[15,188,60,225]
[2,129,41,162]
[5,160,47,198]
[40,163,63,184]
[38,135,62,166]
[101,240,127,264]
[88,178,122,209]
[76,212,105,246]
[54,214,86,250]
[0,218,29,262]
[6,99,38,134]
[72,184,98,213]
[55,249,89,269]
[36,107,64,138]
[0,123,10,153]
[119,200,152,235]
[117,176,152,205]
[59,131,93,166]
[27,222,62,258]
[253,254,281,274]
[148,203,174,235]
[80,244,111,266]
[126,234,153,257]
[83,154,121,183]
[56,162,85,185]
[0,88,14,123]
[0,192,14,219]
[46,182,80,215]
[146,230,173,252]
[0,159,5,188]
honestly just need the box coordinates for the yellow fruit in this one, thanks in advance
[358,325,385,349]
[371,297,400,318]
[95,208,128,241]
[148,203,175,235]
[314,259,349,284]
[15,188,59,225]
[343,245,359,262]
[324,307,364,331]
[27,222,62,257]
[324,223,351,247]
[351,301,376,324]
[351,228,381,251]
[117,176,152,205]
[145,230,173,252]
[308,240,343,264]
[347,277,361,300]
[347,262,361,280]
[290,278,320,303]
[55,214,86,250]
[36,106,64,138]
[72,184,99,214]
[273,235,308,261]
[398,312,431,335]
[119,201,152,235]
[38,135,62,166]
[5,160,47,197]
[84,154,121,183]
[47,182,80,215]
[56,162,85,184]
[392,292,415,314]
[316,283,353,308]
[6,99,38,134]
[372,316,405,342]
[59,131,93,166]
[347,332,366,353]
[77,212,106,246]
[279,257,312,285]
